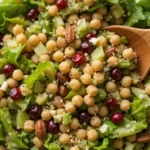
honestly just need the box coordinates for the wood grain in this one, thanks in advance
[105,25,150,80]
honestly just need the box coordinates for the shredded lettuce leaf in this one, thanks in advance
[63,113,72,125]
[94,138,109,150]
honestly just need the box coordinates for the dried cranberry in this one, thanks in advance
[110,68,122,81]
[10,88,21,100]
[29,104,42,119]
[72,53,85,65]
[111,112,124,124]
[79,111,91,124]
[106,98,118,111]
[47,120,59,134]
[0,32,4,42]
[27,8,39,21]
[81,41,93,54]
[85,32,96,42]
[56,0,67,9]
[3,64,14,77]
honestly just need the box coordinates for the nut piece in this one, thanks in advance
[58,85,69,97]
[65,26,75,43]
[56,72,68,84]
[137,135,150,143]
[80,14,92,22]
[35,120,46,140]
[105,47,116,58]
[53,95,64,108]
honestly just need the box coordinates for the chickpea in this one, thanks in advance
[84,0,95,6]
[0,98,8,108]
[87,129,98,141]
[93,73,105,84]
[24,43,33,52]
[83,65,94,76]
[13,24,24,35]
[46,40,57,52]
[145,84,150,95]
[126,134,136,142]
[107,56,119,67]
[86,85,98,96]
[57,37,67,48]
[24,120,35,132]
[53,50,64,62]
[39,54,50,62]
[120,88,131,99]
[97,36,107,47]
[45,0,55,4]
[70,39,81,49]
[65,102,76,113]
[31,54,39,64]
[48,5,58,16]
[28,35,40,46]
[38,33,47,43]
[59,124,70,133]
[120,100,130,112]
[90,19,101,30]
[33,137,44,148]
[20,84,29,96]
[91,60,103,71]
[114,17,124,25]
[68,14,78,24]
[70,146,80,150]
[105,81,116,93]
[16,33,26,44]
[116,44,125,52]
[65,47,75,58]
[57,108,66,115]
[7,78,18,88]
[88,104,99,115]
[121,76,132,88]
[76,129,87,140]
[56,26,66,37]
[80,74,92,85]
[97,6,107,15]
[113,138,123,149]
[90,116,101,127]
[12,69,24,81]
[59,133,70,144]
[69,68,80,79]
[59,61,71,73]
[3,34,12,43]
[84,95,95,106]
[47,83,58,94]
[41,109,52,121]
[0,90,4,99]
[69,118,80,129]
[69,79,81,90]
[92,13,103,21]
[122,48,134,60]
[72,95,83,107]
[98,106,109,117]
[0,146,5,150]
[109,34,120,45]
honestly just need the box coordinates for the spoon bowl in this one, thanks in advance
[105,25,150,80]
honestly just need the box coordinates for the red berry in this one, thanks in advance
[110,68,122,81]
[79,111,91,124]
[106,98,118,111]
[56,0,67,9]
[81,41,93,54]
[29,104,42,119]
[3,64,14,77]
[27,8,39,21]
[85,32,96,41]
[72,53,85,65]
[0,32,4,42]
[10,88,21,100]
[111,112,124,124]
[47,120,59,134]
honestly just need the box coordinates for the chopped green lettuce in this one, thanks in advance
[120,36,128,44]
[44,133,52,149]
[0,57,7,69]
[63,113,72,125]
[94,138,109,150]
[107,0,119,4]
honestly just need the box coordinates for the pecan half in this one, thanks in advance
[80,14,92,22]
[58,85,69,97]
[35,120,46,140]
[137,135,150,143]
[65,26,75,43]
[56,72,68,84]
[105,47,116,58]
[53,95,64,108]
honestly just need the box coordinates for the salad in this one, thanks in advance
[0,0,150,150]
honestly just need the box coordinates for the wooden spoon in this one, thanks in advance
[105,25,150,80]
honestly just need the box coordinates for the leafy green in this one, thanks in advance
[87,1,105,12]
[47,143,61,150]
[63,113,72,125]
[107,0,119,4]
[94,138,109,150]
[120,36,128,44]
[44,133,52,149]
[25,61,56,89]
[0,123,6,141]
[0,57,8,69]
